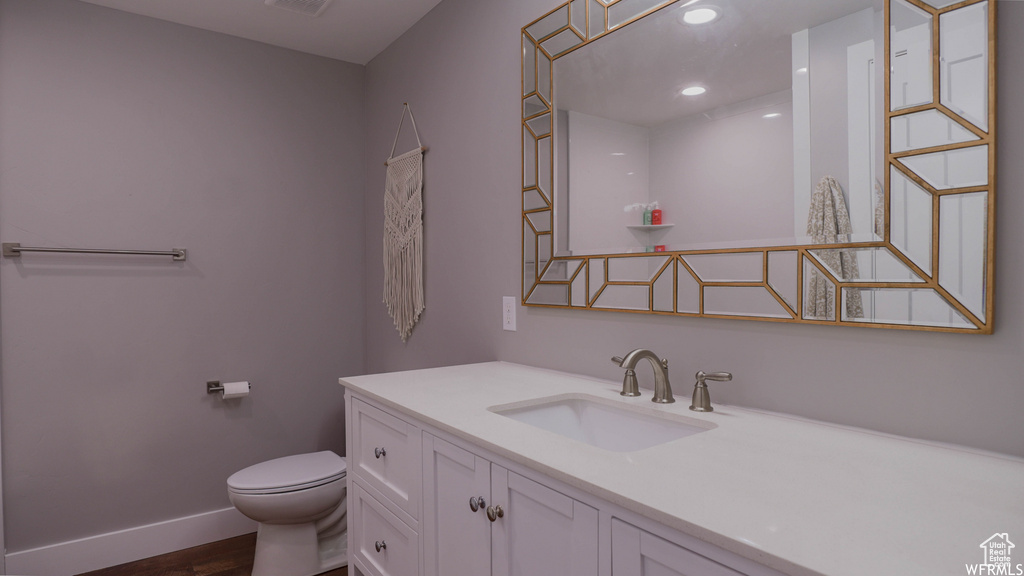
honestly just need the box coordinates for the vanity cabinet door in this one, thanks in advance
[422,434,492,576]
[611,519,743,576]
[491,466,599,576]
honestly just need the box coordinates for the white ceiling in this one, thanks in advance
[77,0,445,65]
[556,0,880,127]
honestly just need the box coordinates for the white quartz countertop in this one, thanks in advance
[339,362,1024,576]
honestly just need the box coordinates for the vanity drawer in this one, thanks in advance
[352,481,420,576]
[351,397,422,522]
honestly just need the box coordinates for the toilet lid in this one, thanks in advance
[227,451,347,494]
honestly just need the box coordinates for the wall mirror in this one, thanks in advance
[521,0,996,333]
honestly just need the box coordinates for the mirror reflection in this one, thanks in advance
[522,0,995,333]
[553,0,885,255]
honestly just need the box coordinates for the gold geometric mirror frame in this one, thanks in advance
[521,0,996,333]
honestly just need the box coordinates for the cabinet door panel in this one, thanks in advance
[422,434,492,576]
[611,519,743,576]
[492,467,599,576]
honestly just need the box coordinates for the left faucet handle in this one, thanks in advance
[611,356,625,366]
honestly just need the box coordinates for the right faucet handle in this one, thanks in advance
[696,371,732,384]
[691,371,732,412]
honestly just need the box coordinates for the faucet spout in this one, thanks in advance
[613,349,674,404]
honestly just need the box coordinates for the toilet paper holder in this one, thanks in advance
[207,381,251,394]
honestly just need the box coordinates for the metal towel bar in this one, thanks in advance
[2,242,186,262]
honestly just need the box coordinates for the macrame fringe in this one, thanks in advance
[383,233,424,342]
[383,154,425,342]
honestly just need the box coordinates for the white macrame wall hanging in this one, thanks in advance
[383,103,427,342]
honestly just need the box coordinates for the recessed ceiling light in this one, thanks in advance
[795,67,808,74]
[683,7,719,25]
[265,0,333,17]
[681,86,706,96]
[763,113,782,119]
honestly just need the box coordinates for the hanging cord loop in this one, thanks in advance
[386,103,426,165]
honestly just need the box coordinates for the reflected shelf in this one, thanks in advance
[625,224,675,231]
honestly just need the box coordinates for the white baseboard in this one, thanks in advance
[3,507,257,576]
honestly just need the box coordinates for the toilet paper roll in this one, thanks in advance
[221,381,250,400]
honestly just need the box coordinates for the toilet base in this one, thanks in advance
[252,522,347,576]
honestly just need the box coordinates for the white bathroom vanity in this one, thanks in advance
[340,362,1024,576]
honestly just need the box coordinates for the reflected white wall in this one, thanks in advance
[650,96,794,246]
[564,97,796,253]
[800,7,882,238]
[567,111,650,252]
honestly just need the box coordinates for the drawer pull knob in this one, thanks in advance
[374,447,387,459]
[375,540,387,553]
[469,496,486,512]
[486,504,504,522]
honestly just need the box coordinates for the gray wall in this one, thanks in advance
[363,0,1024,459]
[0,0,365,552]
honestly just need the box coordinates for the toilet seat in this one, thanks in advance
[228,451,347,495]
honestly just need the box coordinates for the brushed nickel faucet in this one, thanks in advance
[611,349,674,404]
[689,371,732,412]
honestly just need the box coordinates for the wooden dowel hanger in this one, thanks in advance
[384,147,428,167]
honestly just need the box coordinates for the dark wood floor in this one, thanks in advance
[76,532,348,576]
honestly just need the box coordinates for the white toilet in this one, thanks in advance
[228,451,348,576]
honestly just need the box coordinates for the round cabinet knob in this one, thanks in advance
[469,496,486,512]
[374,447,387,459]
[375,540,387,553]
[486,504,504,522]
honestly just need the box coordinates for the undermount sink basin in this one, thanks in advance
[490,394,713,452]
